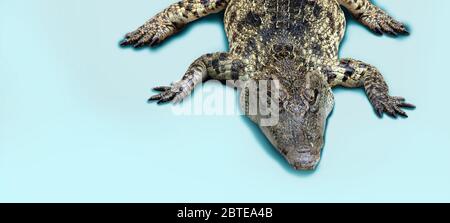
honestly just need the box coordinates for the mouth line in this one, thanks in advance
[292,160,319,170]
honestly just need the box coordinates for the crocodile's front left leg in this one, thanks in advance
[326,58,415,118]
[149,53,246,104]
[120,0,229,48]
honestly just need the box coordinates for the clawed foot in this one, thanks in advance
[120,18,176,48]
[148,82,190,104]
[371,95,415,118]
[359,6,408,36]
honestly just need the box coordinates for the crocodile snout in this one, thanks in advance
[291,153,321,170]
[286,148,321,170]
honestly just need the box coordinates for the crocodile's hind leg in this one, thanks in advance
[326,58,415,118]
[338,0,408,35]
[120,0,229,48]
[149,53,246,104]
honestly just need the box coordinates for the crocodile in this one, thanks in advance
[120,0,415,170]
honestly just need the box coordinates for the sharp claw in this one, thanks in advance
[149,37,159,47]
[148,94,162,101]
[398,111,408,118]
[157,98,172,104]
[399,103,416,109]
[374,27,383,35]
[393,96,406,102]
[393,106,408,118]
[157,100,173,105]
[379,101,395,118]
[389,21,408,35]
[134,41,145,48]
[153,86,171,92]
[386,109,397,118]
[380,22,395,36]
[120,39,130,47]
[376,108,383,118]
[400,25,410,35]
[396,28,408,35]
[389,30,398,36]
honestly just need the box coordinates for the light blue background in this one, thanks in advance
[1,0,449,202]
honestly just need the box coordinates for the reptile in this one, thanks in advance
[120,0,415,170]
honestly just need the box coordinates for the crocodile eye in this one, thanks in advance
[273,44,283,53]
[313,89,319,102]
[304,89,319,105]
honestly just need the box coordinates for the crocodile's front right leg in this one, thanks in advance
[149,53,246,104]
[338,0,408,35]
[120,0,229,48]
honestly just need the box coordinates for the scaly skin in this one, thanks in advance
[120,0,415,170]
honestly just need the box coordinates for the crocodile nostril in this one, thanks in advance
[296,148,311,153]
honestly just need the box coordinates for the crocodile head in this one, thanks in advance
[242,71,335,170]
